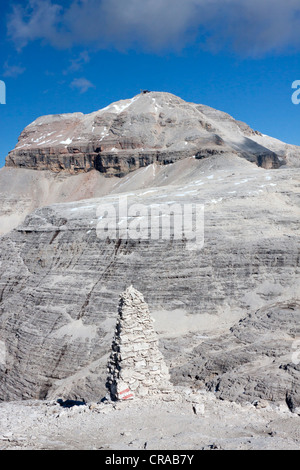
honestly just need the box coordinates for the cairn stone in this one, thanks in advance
[106,286,173,400]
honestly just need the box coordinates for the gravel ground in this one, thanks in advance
[0,387,299,451]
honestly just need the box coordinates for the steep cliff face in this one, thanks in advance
[6,91,296,176]
[0,156,299,404]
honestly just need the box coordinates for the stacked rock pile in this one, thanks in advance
[106,286,173,400]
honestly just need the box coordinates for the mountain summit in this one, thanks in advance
[5,91,299,175]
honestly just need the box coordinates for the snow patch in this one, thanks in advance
[33,136,46,143]
[16,144,30,149]
[37,139,54,146]
[100,96,138,114]
[61,138,73,145]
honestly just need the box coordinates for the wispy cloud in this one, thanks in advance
[63,51,90,75]
[68,51,90,73]
[7,0,300,56]
[7,0,64,50]
[70,77,95,94]
[3,61,26,78]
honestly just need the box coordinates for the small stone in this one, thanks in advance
[192,403,205,415]
[134,360,147,369]
[252,399,270,409]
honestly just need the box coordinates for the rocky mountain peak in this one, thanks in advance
[6,91,298,176]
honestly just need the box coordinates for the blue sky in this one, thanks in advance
[0,0,300,168]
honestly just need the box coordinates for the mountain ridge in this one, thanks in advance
[6,91,299,175]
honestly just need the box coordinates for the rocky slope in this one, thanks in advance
[169,301,300,409]
[2,91,300,237]
[0,154,299,408]
[0,92,299,431]
[5,91,300,176]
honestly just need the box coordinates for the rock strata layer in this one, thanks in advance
[0,160,298,404]
[106,286,173,400]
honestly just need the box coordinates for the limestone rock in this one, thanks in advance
[2,91,300,237]
[6,91,298,177]
[170,302,300,406]
[0,158,299,403]
[192,403,205,415]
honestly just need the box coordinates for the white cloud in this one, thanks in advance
[70,77,95,93]
[7,0,300,56]
[3,61,26,77]
[63,51,91,75]
[8,0,64,49]
[67,51,90,73]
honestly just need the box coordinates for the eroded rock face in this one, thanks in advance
[0,159,299,404]
[106,286,173,400]
[169,301,300,409]
[6,91,295,176]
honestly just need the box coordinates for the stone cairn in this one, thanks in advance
[106,286,173,400]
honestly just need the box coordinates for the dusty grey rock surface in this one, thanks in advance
[169,301,300,406]
[0,389,299,450]
[0,167,119,235]
[0,155,299,408]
